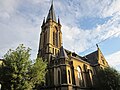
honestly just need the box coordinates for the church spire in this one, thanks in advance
[46,0,56,22]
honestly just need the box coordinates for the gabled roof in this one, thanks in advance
[83,50,98,65]
[58,46,105,66]
[46,2,56,22]
[65,48,99,65]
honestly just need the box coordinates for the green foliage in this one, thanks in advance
[29,58,47,88]
[0,44,47,90]
[97,67,120,90]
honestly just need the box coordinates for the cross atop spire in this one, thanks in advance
[46,0,56,22]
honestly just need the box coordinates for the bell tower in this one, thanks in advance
[38,1,62,64]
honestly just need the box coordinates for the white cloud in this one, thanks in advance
[0,0,42,59]
[0,0,18,12]
[30,0,50,4]
[0,0,60,59]
[102,0,120,17]
[0,0,120,64]
[0,16,40,59]
[106,51,120,71]
[0,0,20,19]
[62,25,93,53]
[62,13,120,54]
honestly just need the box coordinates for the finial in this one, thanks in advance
[96,44,99,48]
[58,16,60,25]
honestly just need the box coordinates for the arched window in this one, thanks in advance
[53,32,55,45]
[83,64,92,87]
[77,66,83,86]
[44,32,47,45]
[56,30,58,47]
[54,27,58,47]
[68,70,71,83]
[59,32,61,46]
[88,70,93,86]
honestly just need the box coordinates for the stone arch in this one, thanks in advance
[53,31,55,46]
[88,69,93,86]
[83,64,92,87]
[77,66,84,86]
[55,26,59,47]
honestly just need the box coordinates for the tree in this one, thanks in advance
[0,44,47,90]
[29,58,47,89]
[97,67,120,90]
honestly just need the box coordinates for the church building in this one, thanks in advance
[37,1,109,90]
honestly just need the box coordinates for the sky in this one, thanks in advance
[0,0,120,71]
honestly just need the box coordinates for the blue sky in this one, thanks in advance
[0,0,120,71]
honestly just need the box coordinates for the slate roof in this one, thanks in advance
[64,47,99,65]
[83,50,98,65]
[65,49,83,60]
[59,46,68,59]
[46,3,56,22]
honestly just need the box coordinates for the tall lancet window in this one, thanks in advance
[88,69,93,86]
[53,32,55,45]
[44,32,47,45]
[59,32,61,46]
[77,66,83,86]
[56,30,58,47]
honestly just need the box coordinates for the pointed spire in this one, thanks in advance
[58,16,61,25]
[46,0,56,22]
[96,44,101,55]
[42,17,45,26]
[96,44,98,48]
[59,46,68,59]
[96,44,99,50]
